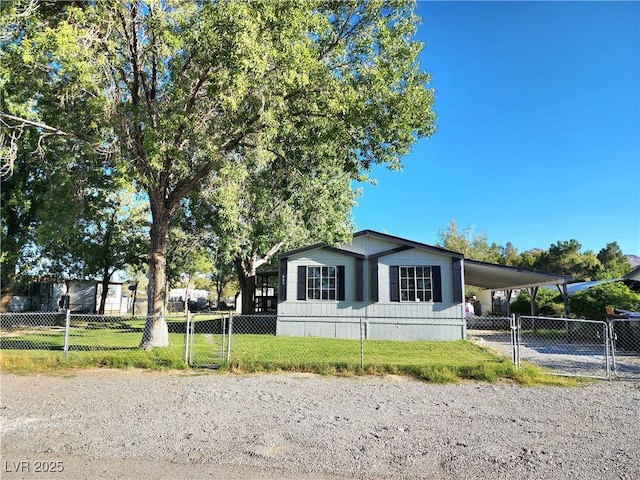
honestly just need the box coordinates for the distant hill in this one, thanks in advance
[627,255,640,268]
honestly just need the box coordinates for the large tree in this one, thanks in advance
[1,0,436,347]
[595,242,632,280]
[199,148,357,314]
[437,220,501,263]
[533,239,600,281]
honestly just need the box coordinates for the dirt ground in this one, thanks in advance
[2,369,639,480]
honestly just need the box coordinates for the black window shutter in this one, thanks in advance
[279,258,287,301]
[390,265,400,302]
[355,258,364,302]
[337,265,345,301]
[452,258,463,303]
[369,258,379,302]
[297,265,306,300]
[432,265,442,302]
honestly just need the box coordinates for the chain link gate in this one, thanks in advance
[513,316,611,379]
[185,312,232,368]
[609,318,640,380]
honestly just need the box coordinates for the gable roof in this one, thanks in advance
[279,243,365,260]
[278,230,572,290]
[278,230,462,260]
[353,230,465,258]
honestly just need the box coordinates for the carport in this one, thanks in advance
[463,259,573,316]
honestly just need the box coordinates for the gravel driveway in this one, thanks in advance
[1,370,639,479]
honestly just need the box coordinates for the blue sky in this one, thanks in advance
[352,1,640,256]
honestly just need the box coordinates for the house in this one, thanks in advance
[10,279,129,314]
[277,230,467,341]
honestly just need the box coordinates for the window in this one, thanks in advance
[307,266,337,300]
[297,265,345,301]
[400,266,432,302]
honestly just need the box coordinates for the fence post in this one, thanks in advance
[605,321,612,380]
[227,311,233,364]
[359,317,365,369]
[220,314,226,363]
[510,314,520,368]
[189,313,195,365]
[184,311,191,364]
[63,309,71,357]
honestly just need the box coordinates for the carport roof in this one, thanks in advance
[464,259,572,290]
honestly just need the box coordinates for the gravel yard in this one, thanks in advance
[1,370,639,479]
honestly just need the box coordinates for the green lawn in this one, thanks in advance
[228,335,523,382]
[1,325,575,384]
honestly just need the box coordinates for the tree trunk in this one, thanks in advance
[235,256,256,315]
[140,195,170,349]
[97,267,111,315]
[183,275,191,315]
[0,276,14,313]
[0,207,20,313]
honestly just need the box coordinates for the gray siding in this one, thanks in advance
[278,236,466,341]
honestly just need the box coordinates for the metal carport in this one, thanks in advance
[463,259,573,316]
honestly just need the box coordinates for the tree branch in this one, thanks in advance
[253,240,286,270]
[0,112,72,136]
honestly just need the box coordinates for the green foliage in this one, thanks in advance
[532,239,601,281]
[437,220,501,263]
[570,282,640,320]
[2,0,437,327]
[595,242,633,279]
[510,288,565,317]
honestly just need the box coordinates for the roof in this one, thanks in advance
[279,230,460,260]
[279,230,571,290]
[565,278,621,295]
[623,265,640,281]
[353,230,464,258]
[279,243,366,260]
[464,259,573,290]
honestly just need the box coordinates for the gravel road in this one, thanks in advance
[1,370,639,479]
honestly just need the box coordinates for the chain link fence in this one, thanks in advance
[483,315,640,381]
[229,314,355,371]
[466,315,512,331]
[0,312,67,351]
[515,316,611,379]
[1,311,187,358]
[4,311,639,381]
[185,312,231,368]
[610,317,640,380]
[226,314,471,372]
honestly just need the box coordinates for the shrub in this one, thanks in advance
[510,288,564,316]
[570,282,640,320]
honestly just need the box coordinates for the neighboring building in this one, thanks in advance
[277,230,467,341]
[168,288,211,312]
[10,279,129,314]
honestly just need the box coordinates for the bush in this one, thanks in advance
[570,282,640,320]
[510,288,564,316]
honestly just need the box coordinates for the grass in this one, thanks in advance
[1,324,579,385]
[227,335,577,385]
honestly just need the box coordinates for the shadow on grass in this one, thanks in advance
[67,345,140,351]
[0,340,64,351]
